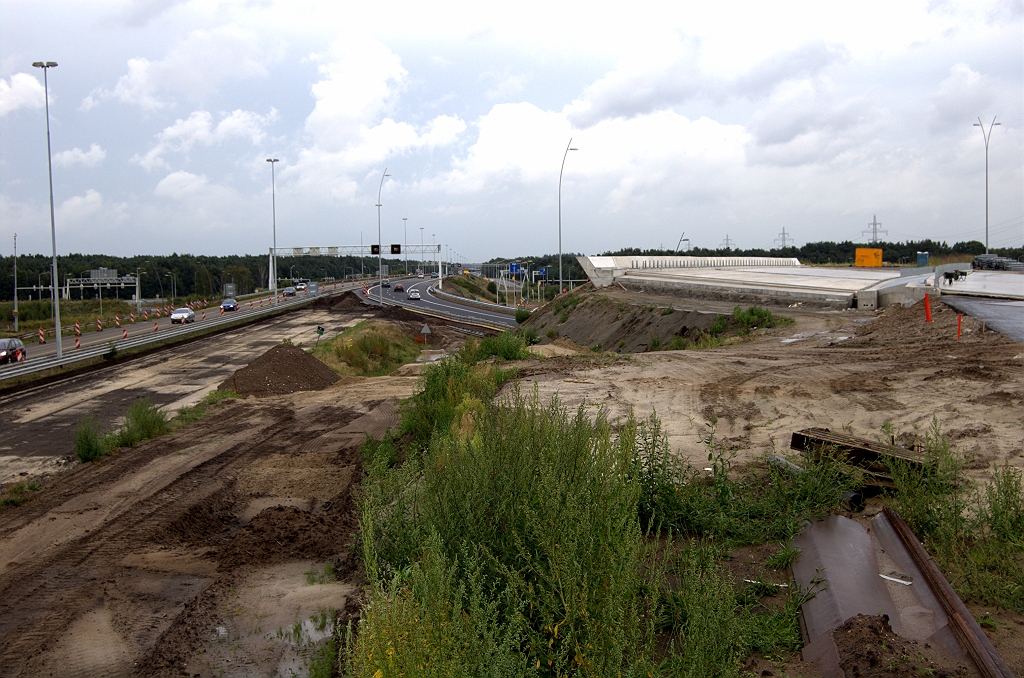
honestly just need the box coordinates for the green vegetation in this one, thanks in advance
[175,389,240,423]
[311,321,420,376]
[487,281,498,295]
[444,274,499,303]
[661,305,675,315]
[305,562,337,585]
[654,306,793,352]
[73,398,170,463]
[514,307,531,324]
[347,330,852,676]
[1,298,140,333]
[1,480,42,507]
[546,328,559,340]
[890,419,1024,611]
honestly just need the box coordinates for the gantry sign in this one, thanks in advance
[268,244,443,281]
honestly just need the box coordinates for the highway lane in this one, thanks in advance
[364,277,517,328]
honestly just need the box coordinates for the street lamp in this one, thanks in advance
[420,226,424,275]
[266,158,279,301]
[403,217,408,275]
[165,272,176,306]
[33,61,62,358]
[973,117,1000,254]
[558,138,578,295]
[376,169,391,306]
[12,234,18,332]
[290,265,296,282]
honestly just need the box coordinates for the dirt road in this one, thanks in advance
[0,307,376,482]
[0,375,420,677]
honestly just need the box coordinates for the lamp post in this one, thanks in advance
[403,217,408,275]
[266,158,279,301]
[558,138,578,295]
[290,265,296,282]
[376,169,391,306]
[973,117,1000,254]
[33,61,62,357]
[419,226,424,275]
[12,234,18,332]
[165,272,176,306]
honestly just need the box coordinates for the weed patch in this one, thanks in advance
[74,398,170,462]
[312,321,420,376]
[174,389,239,423]
[1,480,42,507]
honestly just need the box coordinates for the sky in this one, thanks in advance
[1,0,1022,261]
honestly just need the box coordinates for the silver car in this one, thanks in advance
[170,307,196,324]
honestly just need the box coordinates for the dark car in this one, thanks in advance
[0,337,27,364]
[284,287,297,296]
[393,284,404,292]
[220,298,238,311]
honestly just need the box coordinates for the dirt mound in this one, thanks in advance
[524,290,723,353]
[221,344,340,397]
[846,299,996,348]
[313,290,372,311]
[832,614,974,677]
[381,304,425,322]
[218,504,355,569]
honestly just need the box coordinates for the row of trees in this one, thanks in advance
[604,240,1022,264]
[0,253,409,302]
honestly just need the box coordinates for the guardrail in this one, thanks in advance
[370,289,513,332]
[429,286,520,316]
[0,283,361,384]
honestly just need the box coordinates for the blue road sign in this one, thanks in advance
[510,262,519,274]
[538,268,546,276]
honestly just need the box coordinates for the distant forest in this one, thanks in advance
[602,239,1022,265]
[1,239,1019,302]
[0,252,414,302]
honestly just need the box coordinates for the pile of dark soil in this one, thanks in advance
[218,504,355,568]
[523,289,722,353]
[381,304,425,322]
[313,290,372,311]
[221,344,340,396]
[832,614,974,677]
[845,299,992,348]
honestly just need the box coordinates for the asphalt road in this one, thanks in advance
[365,277,518,328]
[940,296,1024,343]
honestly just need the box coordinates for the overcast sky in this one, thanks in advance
[2,1,1022,260]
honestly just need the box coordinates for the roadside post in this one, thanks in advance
[314,325,325,350]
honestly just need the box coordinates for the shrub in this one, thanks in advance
[514,308,531,324]
[487,281,498,294]
[519,326,539,345]
[546,328,558,340]
[113,398,169,448]
[474,331,529,361]
[74,416,106,462]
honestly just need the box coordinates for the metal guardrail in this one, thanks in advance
[368,287,514,332]
[0,283,361,383]
[429,287,519,316]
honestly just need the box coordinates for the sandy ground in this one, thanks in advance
[0,380,416,677]
[514,298,1024,476]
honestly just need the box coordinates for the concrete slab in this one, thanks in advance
[937,271,1024,301]
[941,297,1024,342]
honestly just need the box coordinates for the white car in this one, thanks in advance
[296,282,307,291]
[170,307,196,324]
[407,289,421,300]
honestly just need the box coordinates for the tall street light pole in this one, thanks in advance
[266,158,280,301]
[558,138,578,296]
[420,226,424,275]
[33,61,62,358]
[12,234,18,332]
[973,117,1000,254]
[376,169,391,306]
[403,217,408,275]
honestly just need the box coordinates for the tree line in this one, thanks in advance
[0,252,410,302]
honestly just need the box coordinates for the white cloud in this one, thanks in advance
[53,144,107,168]
[289,37,466,197]
[0,73,46,116]
[484,72,529,100]
[154,171,208,198]
[82,24,279,111]
[134,108,278,171]
[928,63,996,132]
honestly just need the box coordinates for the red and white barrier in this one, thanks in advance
[75,336,81,349]
[220,306,225,316]
[115,315,121,327]
[130,312,135,323]
[122,327,128,339]
[154,321,159,332]
[96,318,103,332]
[143,309,149,320]
[38,327,45,344]
[201,310,206,321]
[259,297,264,307]
[250,300,254,309]
[74,321,81,336]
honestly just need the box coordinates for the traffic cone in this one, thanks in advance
[143,309,149,320]
[96,318,102,332]
[130,312,135,323]
[74,321,81,336]
[201,310,206,321]
[122,326,128,339]
[220,306,224,316]
[75,336,81,349]
[115,315,121,327]
[154,321,159,332]
[38,327,45,344]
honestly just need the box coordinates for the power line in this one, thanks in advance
[720,234,734,249]
[862,215,887,243]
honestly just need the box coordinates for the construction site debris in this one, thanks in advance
[220,344,340,397]
[791,427,924,488]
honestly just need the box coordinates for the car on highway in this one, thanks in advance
[430,272,438,278]
[407,289,421,300]
[393,283,404,292]
[418,272,424,278]
[0,337,27,364]
[170,308,196,324]
[283,287,297,296]
[382,279,391,288]
[220,298,238,311]
[295,282,307,292]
